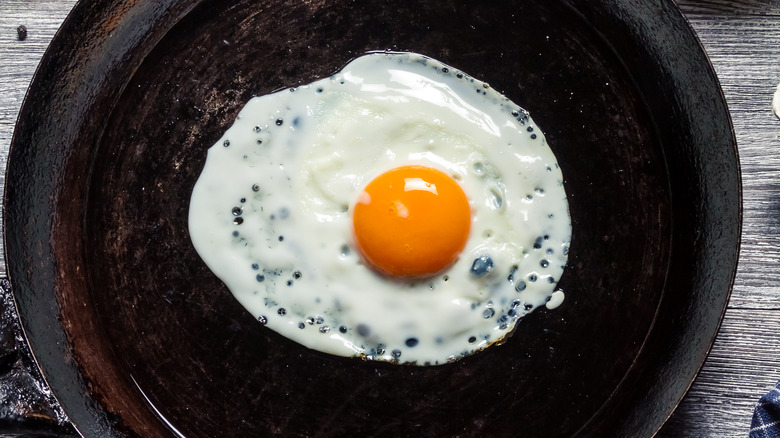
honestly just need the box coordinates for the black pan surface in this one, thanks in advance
[5,0,740,436]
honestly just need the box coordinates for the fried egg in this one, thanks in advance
[188,52,571,365]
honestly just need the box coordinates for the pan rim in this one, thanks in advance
[3,0,741,436]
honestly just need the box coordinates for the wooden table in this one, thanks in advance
[1,1,778,436]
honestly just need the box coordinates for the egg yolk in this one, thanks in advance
[352,165,471,278]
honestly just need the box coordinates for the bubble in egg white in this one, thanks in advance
[188,52,572,366]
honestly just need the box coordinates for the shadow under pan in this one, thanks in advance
[5,0,739,437]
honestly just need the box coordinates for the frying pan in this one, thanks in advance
[5,0,740,436]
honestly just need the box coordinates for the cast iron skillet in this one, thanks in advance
[5,0,740,436]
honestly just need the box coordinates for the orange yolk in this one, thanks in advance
[352,165,471,278]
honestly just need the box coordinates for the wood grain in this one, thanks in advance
[660,2,780,436]
[1,0,779,436]
[0,0,71,276]
[0,2,74,435]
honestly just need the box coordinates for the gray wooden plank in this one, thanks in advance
[661,308,780,436]
[1,0,780,436]
[0,0,73,278]
[686,13,780,310]
[661,2,780,435]
[679,0,780,16]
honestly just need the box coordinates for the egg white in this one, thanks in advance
[188,52,571,365]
